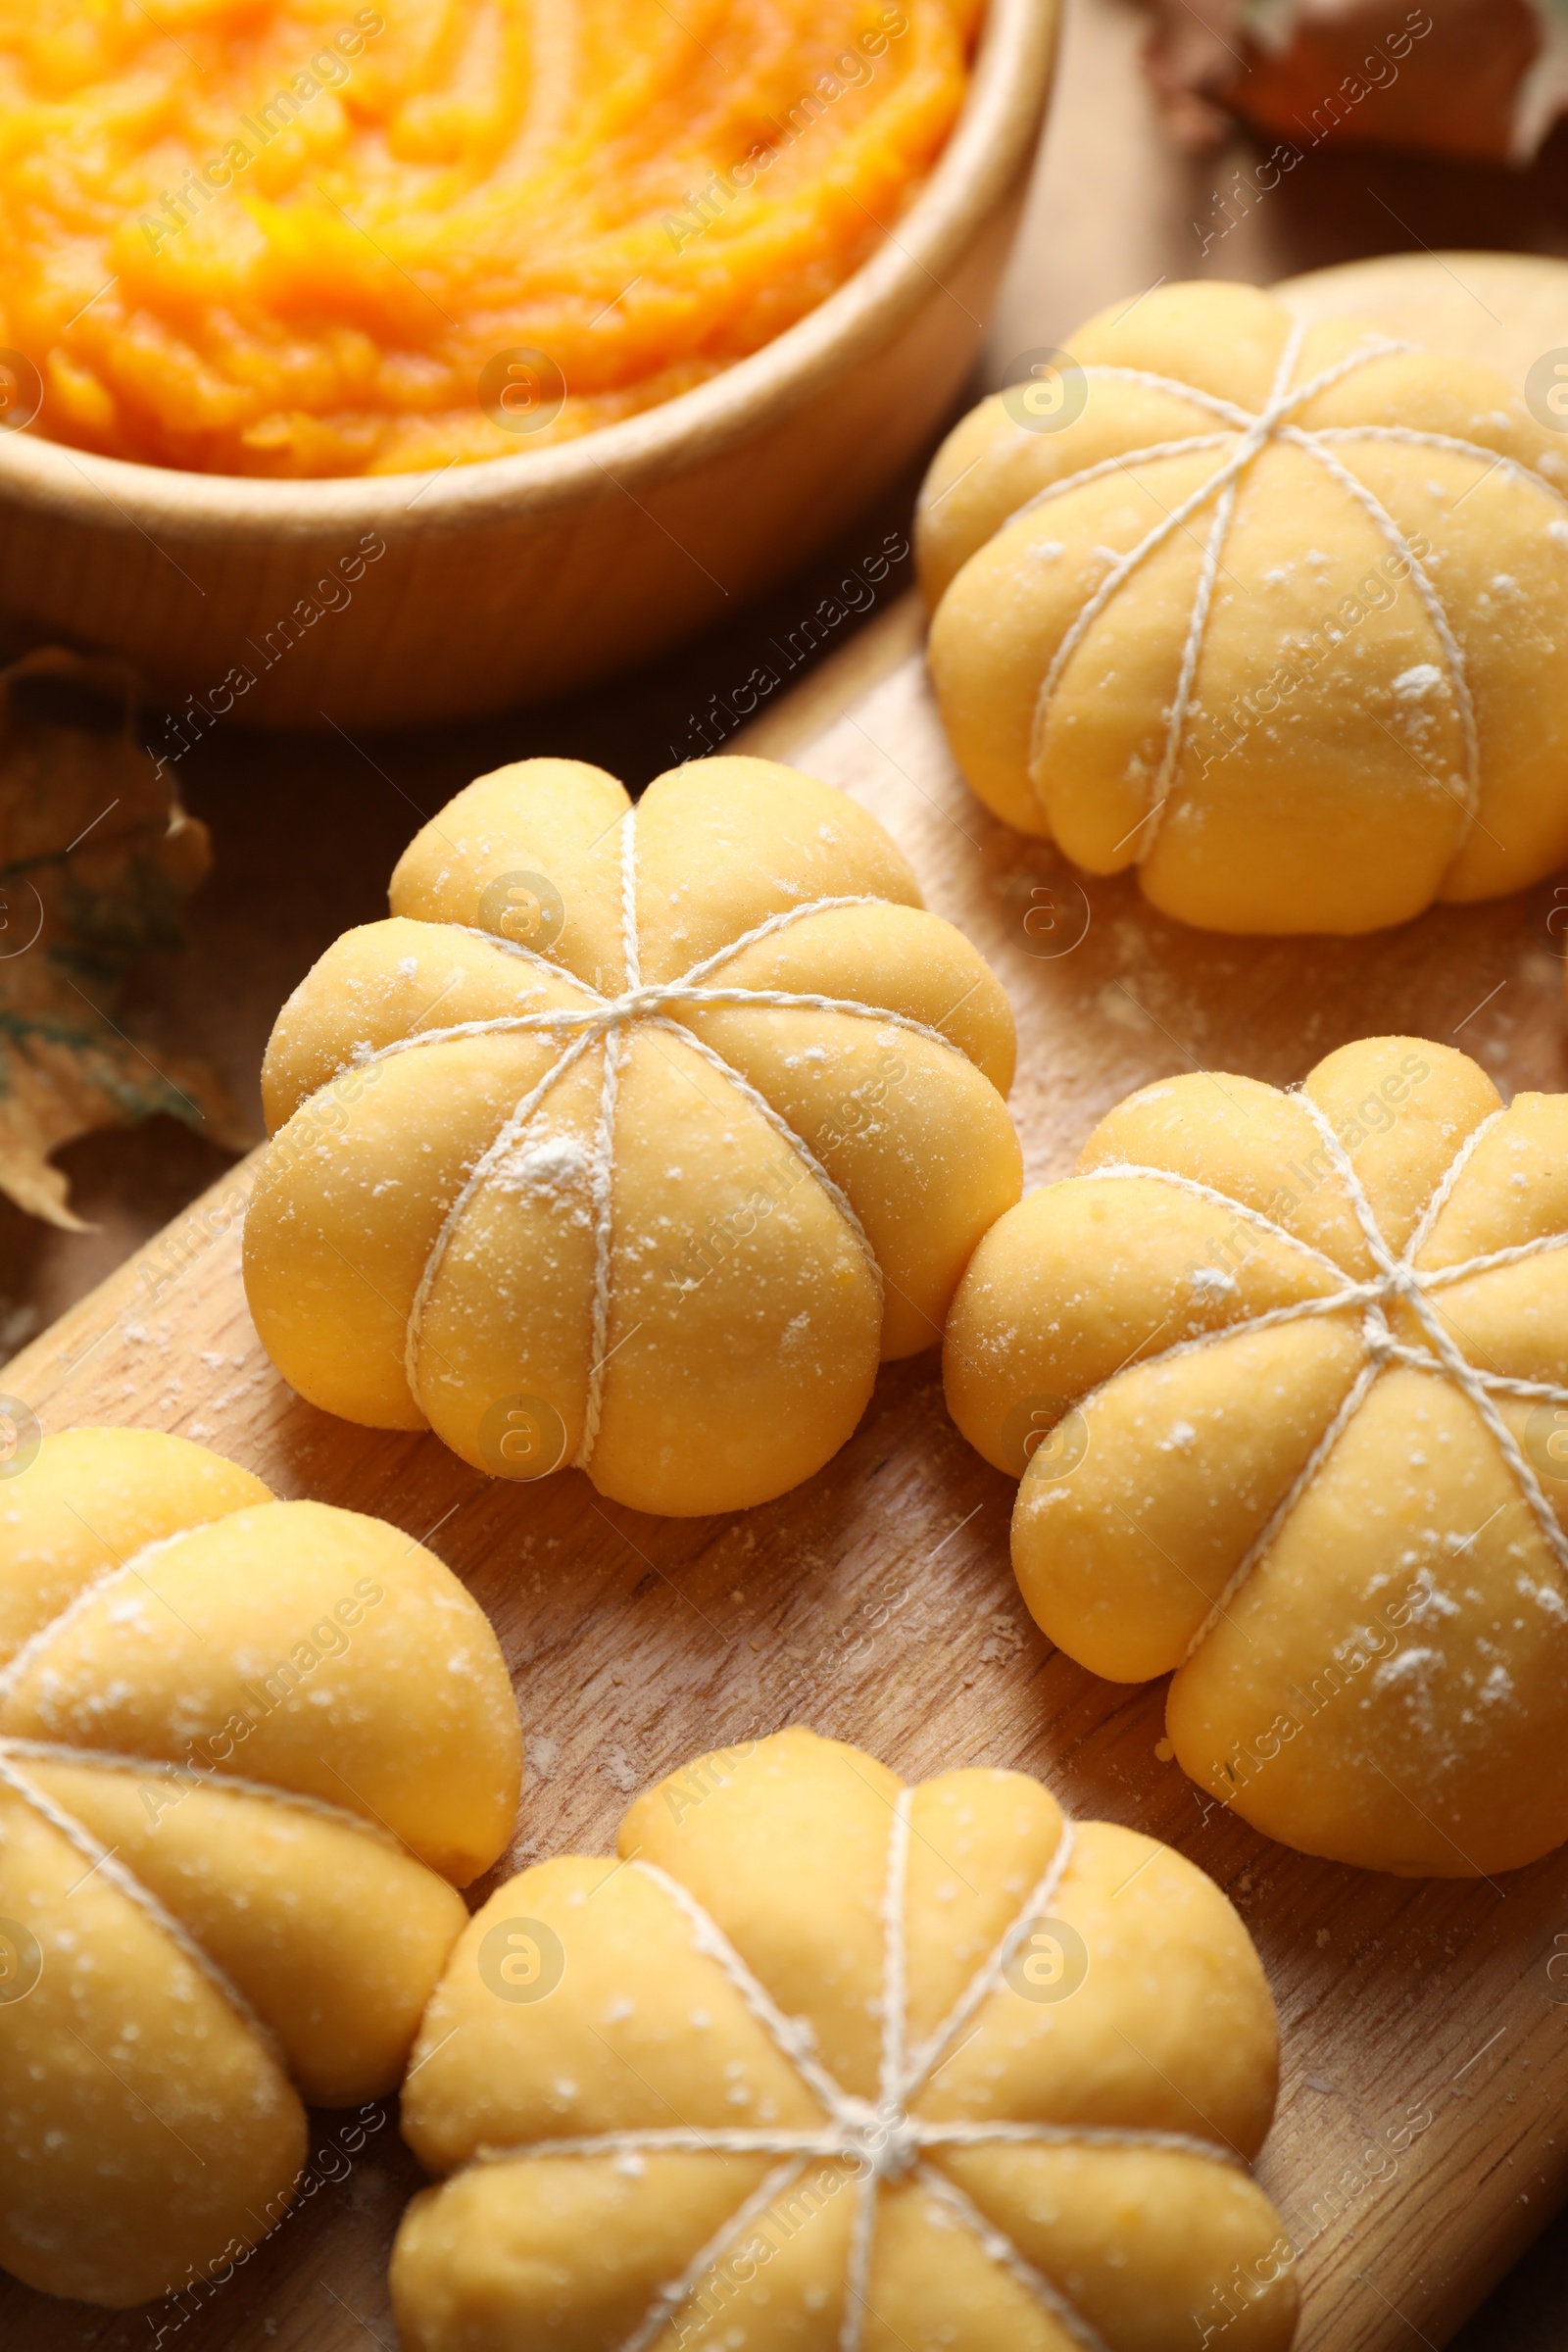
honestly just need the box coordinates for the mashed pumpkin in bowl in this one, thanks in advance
[0,0,981,477]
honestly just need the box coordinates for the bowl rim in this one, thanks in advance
[0,0,1055,539]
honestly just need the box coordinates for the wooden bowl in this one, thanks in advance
[0,0,1056,733]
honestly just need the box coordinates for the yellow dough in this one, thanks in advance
[917,279,1568,934]
[392,1726,1297,2352]
[0,1426,521,2308]
[945,1036,1568,1877]
[245,755,1021,1516]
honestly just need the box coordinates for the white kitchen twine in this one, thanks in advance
[1007,325,1568,861]
[0,1733,286,2070]
[0,1522,213,1708]
[0,1537,411,2073]
[331,811,978,1469]
[1038,1099,1568,1667]
[449,1791,1242,2352]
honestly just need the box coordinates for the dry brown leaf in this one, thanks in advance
[0,647,249,1229]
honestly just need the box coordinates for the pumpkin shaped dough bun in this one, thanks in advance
[245,754,1022,1517]
[0,1426,520,2308]
[393,1726,1298,2352]
[946,1036,1568,1878]
[918,278,1568,935]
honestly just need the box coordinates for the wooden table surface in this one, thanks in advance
[15,619,1568,2352]
[9,3,1568,2342]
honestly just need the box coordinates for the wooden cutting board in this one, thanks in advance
[8,252,1568,2352]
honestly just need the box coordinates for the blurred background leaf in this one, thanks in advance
[0,648,249,1228]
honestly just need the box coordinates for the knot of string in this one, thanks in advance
[1294,1097,1568,1589]
[1062,1101,1568,1667]
[1007,324,1568,865]
[453,1793,1241,2352]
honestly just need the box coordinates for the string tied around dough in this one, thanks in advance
[1006,323,1568,867]
[350,828,979,1468]
[1054,1100,1568,1669]
[444,1788,1246,2352]
[0,1531,433,2084]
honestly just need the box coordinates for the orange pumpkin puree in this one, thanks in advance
[0,0,983,477]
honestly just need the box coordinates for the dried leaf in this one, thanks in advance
[0,648,248,1229]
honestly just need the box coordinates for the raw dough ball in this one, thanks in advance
[0,1426,521,2307]
[245,755,1021,1516]
[392,1725,1296,2352]
[918,278,1568,934]
[946,1035,1568,1876]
